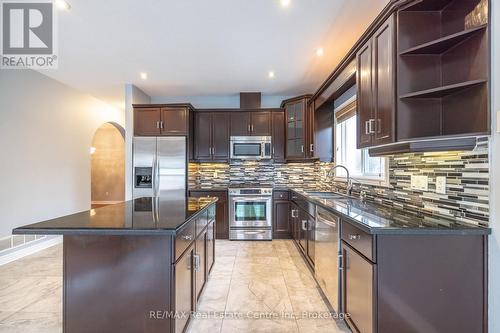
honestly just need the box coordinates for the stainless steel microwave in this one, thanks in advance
[230,136,272,160]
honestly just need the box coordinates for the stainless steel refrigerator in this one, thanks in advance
[133,137,187,199]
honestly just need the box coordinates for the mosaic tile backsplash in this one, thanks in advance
[189,141,490,226]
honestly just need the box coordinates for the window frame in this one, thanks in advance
[333,96,390,187]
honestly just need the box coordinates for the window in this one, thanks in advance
[335,114,387,184]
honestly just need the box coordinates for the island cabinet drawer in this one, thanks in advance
[196,210,209,236]
[342,221,375,262]
[175,220,196,260]
[273,190,289,200]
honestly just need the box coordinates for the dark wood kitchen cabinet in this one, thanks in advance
[206,220,215,274]
[161,107,188,135]
[134,107,161,136]
[134,105,190,136]
[194,112,230,162]
[189,190,229,239]
[195,229,207,301]
[251,111,272,135]
[230,112,250,136]
[298,208,315,266]
[281,95,315,161]
[290,202,299,242]
[342,242,375,333]
[230,111,271,136]
[396,0,489,141]
[174,243,195,333]
[356,14,396,149]
[231,111,272,136]
[273,191,290,239]
[340,219,487,333]
[272,111,285,162]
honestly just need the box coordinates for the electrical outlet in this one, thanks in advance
[411,175,428,191]
[436,176,447,194]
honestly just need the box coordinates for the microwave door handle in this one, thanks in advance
[261,143,265,158]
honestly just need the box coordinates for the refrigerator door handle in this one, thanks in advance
[151,154,157,197]
[154,154,160,197]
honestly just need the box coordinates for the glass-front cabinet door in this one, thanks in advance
[286,101,305,158]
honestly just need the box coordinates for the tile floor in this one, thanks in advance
[0,240,350,333]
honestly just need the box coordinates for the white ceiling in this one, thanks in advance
[40,0,389,107]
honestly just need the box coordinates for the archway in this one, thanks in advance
[90,122,125,208]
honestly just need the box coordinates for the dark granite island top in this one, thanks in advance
[13,196,217,236]
[12,195,218,333]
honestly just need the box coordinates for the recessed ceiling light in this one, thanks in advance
[140,72,148,80]
[316,48,324,57]
[268,71,275,79]
[280,0,291,7]
[54,0,71,10]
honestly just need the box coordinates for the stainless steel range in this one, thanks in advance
[229,187,273,240]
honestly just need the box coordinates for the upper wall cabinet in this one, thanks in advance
[397,0,489,141]
[272,111,286,163]
[230,111,271,136]
[281,95,315,161]
[134,106,190,136]
[194,112,230,162]
[356,14,396,149]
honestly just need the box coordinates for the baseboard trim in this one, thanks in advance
[0,236,62,266]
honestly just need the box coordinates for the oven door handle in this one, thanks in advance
[231,197,271,202]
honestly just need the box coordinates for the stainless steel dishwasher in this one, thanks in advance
[315,206,342,314]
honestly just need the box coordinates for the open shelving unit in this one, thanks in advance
[396,0,489,141]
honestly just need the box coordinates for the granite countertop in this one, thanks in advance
[13,196,218,236]
[291,190,491,235]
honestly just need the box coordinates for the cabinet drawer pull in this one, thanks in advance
[348,234,361,241]
[301,145,304,153]
[160,121,164,129]
[156,121,160,129]
[301,220,307,231]
[193,254,200,271]
[365,121,370,135]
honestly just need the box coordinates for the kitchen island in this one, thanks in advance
[13,195,218,333]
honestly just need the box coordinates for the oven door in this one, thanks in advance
[230,197,272,228]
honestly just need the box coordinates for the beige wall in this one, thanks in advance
[91,123,125,203]
[0,70,124,238]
